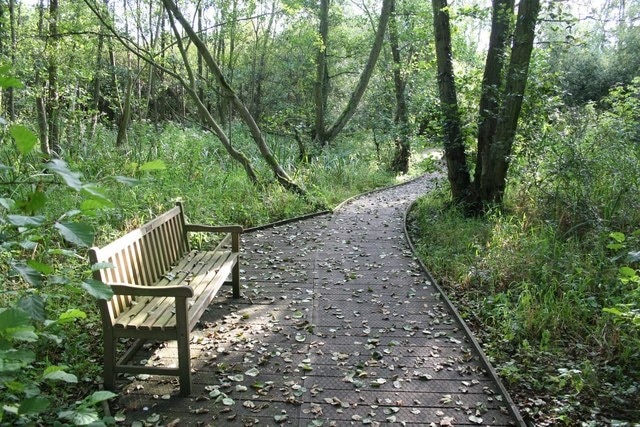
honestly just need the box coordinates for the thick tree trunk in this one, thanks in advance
[431,0,472,203]
[475,0,514,191]
[313,0,330,146]
[478,0,540,204]
[163,0,305,195]
[389,0,410,174]
[323,0,393,144]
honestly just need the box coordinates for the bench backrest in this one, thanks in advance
[88,203,190,321]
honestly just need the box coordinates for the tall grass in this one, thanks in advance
[408,83,640,424]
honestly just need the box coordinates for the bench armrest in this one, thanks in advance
[108,283,194,298]
[184,224,243,234]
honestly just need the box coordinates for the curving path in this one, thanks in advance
[115,173,523,426]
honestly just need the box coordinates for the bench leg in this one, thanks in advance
[176,298,192,396]
[103,329,116,391]
[232,262,240,299]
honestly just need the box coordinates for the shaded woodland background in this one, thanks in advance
[1,0,639,425]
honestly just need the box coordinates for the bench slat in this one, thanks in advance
[89,202,243,396]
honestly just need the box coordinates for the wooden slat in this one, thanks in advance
[112,250,233,332]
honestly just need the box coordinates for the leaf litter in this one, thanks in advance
[112,174,518,426]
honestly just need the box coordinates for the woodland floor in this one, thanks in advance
[110,172,523,426]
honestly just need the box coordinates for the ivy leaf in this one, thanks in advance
[55,221,94,247]
[18,397,50,415]
[18,295,46,323]
[46,159,82,191]
[81,279,114,300]
[10,263,43,287]
[9,125,37,155]
[139,159,166,171]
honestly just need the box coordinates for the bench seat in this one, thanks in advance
[88,203,243,395]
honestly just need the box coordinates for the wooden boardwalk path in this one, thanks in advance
[114,173,523,426]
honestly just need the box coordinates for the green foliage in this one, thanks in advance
[1,70,115,425]
[408,77,640,424]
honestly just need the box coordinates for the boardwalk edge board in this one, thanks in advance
[403,198,527,427]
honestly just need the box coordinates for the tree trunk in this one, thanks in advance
[431,0,472,203]
[35,0,50,156]
[47,0,60,157]
[115,74,133,147]
[478,0,540,204]
[389,0,410,174]
[475,0,515,193]
[6,0,16,121]
[165,6,259,184]
[162,0,306,195]
[323,0,393,144]
[313,0,330,146]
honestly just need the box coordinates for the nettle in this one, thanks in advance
[0,66,115,425]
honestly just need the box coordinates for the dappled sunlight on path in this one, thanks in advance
[113,172,522,426]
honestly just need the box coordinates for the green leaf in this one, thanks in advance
[139,159,166,171]
[10,263,43,287]
[81,184,113,207]
[18,190,46,215]
[610,232,626,243]
[0,307,29,330]
[9,125,37,155]
[18,397,50,415]
[55,221,94,247]
[81,279,114,300]
[113,175,140,185]
[61,406,100,426]
[18,295,46,322]
[42,367,78,383]
[0,197,16,210]
[619,266,638,279]
[80,198,112,214]
[7,215,45,227]
[46,159,83,190]
[88,391,117,405]
[27,260,54,275]
[58,309,87,324]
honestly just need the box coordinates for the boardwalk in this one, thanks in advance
[115,173,523,426]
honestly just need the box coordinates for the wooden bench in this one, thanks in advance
[88,202,243,396]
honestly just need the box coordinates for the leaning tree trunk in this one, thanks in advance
[165,8,259,184]
[478,0,540,204]
[323,0,393,144]
[162,0,306,195]
[432,0,472,203]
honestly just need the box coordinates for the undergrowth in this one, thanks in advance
[1,118,412,425]
[408,84,640,425]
